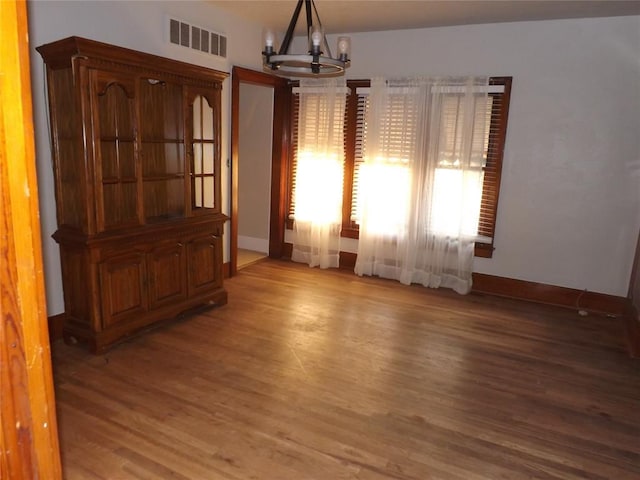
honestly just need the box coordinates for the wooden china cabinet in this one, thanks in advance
[37,37,228,353]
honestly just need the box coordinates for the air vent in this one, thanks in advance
[167,16,227,58]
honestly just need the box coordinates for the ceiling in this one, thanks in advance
[209,0,640,34]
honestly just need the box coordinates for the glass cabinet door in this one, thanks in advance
[189,91,220,214]
[94,72,138,230]
[139,78,186,222]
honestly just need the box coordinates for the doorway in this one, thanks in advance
[237,82,272,269]
[230,67,290,276]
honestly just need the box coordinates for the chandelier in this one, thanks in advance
[262,0,350,77]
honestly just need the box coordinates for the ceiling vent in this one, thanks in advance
[167,16,227,58]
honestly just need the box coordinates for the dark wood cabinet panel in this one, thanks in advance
[37,37,229,352]
[100,252,148,327]
[188,234,224,297]
[148,242,188,308]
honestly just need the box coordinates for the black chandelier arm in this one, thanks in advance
[305,0,313,39]
[310,0,333,58]
[279,0,305,55]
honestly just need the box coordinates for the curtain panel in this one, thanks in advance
[291,78,348,269]
[354,76,490,294]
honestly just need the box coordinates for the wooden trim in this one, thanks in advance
[48,313,66,342]
[474,243,494,258]
[339,251,357,270]
[341,80,370,234]
[628,229,640,300]
[223,261,230,279]
[1,1,62,476]
[282,243,628,316]
[269,82,291,261]
[626,305,640,358]
[472,273,629,316]
[230,68,240,277]
[282,241,293,259]
[36,36,228,83]
[477,77,512,257]
[626,228,640,357]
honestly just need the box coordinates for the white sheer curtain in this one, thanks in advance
[354,76,490,294]
[292,78,348,269]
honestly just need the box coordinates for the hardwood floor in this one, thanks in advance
[52,259,640,479]
[237,248,267,269]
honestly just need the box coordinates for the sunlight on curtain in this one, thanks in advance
[356,161,410,236]
[355,77,490,294]
[291,78,347,269]
[293,150,343,223]
[430,169,483,236]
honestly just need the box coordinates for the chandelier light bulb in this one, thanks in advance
[311,27,323,47]
[337,36,350,56]
[264,29,275,48]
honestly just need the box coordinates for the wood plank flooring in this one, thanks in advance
[237,249,267,270]
[51,259,640,479]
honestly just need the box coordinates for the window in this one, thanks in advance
[287,77,511,258]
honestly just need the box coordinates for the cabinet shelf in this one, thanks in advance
[102,177,137,184]
[100,136,136,142]
[142,174,185,182]
[141,138,184,143]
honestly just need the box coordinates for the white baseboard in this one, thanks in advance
[238,235,269,253]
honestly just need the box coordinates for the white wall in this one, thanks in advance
[27,0,264,314]
[238,83,273,253]
[27,2,640,312]
[326,15,639,297]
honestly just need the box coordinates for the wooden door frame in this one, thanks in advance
[0,0,62,477]
[230,66,290,276]
[627,228,640,357]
